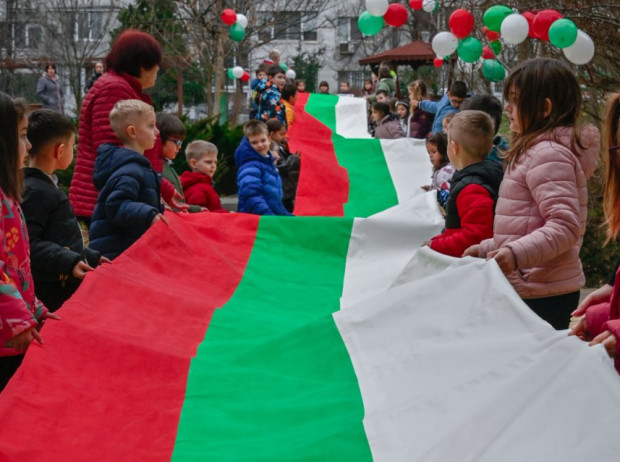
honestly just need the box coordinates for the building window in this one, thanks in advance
[258,11,318,42]
[12,22,42,49]
[62,11,104,41]
[338,70,367,94]
[337,17,362,43]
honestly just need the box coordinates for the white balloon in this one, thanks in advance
[422,0,436,13]
[236,13,248,29]
[563,29,595,65]
[432,31,458,57]
[285,69,296,80]
[232,66,244,79]
[500,13,528,45]
[366,0,388,17]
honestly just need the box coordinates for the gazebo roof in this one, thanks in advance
[359,40,435,67]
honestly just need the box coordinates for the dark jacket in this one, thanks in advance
[275,144,300,201]
[89,144,163,259]
[162,161,202,213]
[235,137,292,216]
[408,107,434,139]
[21,168,100,285]
[430,161,504,258]
[180,170,229,213]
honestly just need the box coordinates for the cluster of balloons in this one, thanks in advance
[221,8,247,42]
[227,66,250,82]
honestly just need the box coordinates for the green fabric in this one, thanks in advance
[172,216,372,461]
[305,94,399,218]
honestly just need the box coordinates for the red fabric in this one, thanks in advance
[287,92,349,217]
[0,212,259,459]
[180,171,229,213]
[69,71,163,218]
[430,184,494,258]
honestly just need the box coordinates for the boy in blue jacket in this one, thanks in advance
[89,99,165,259]
[235,120,292,216]
[411,80,468,134]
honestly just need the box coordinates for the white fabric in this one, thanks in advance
[380,138,432,203]
[335,96,371,139]
[335,251,620,461]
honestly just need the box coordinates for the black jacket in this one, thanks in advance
[21,167,100,284]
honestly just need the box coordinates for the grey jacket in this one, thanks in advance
[36,74,64,113]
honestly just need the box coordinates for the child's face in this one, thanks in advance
[442,118,451,133]
[297,81,305,92]
[376,93,388,103]
[248,132,270,156]
[448,92,465,109]
[396,105,408,119]
[319,84,328,93]
[505,88,521,133]
[257,71,267,80]
[192,152,218,178]
[18,115,31,169]
[427,142,444,169]
[162,137,183,160]
[132,112,159,152]
[270,72,286,90]
[58,133,75,170]
[364,81,372,90]
[270,127,288,144]
[371,109,383,122]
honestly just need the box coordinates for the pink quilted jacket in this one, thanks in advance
[478,125,600,299]
[69,71,163,218]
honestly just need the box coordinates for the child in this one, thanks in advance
[407,80,434,139]
[256,65,287,125]
[395,101,409,135]
[0,94,52,391]
[296,79,306,93]
[318,81,329,94]
[281,83,297,128]
[235,120,292,216]
[249,66,268,120]
[428,111,503,258]
[21,110,106,312]
[421,133,454,210]
[156,112,201,213]
[570,92,620,372]
[464,58,599,330]
[461,94,508,163]
[180,141,229,213]
[411,80,468,134]
[267,119,300,213]
[89,99,165,260]
[372,102,405,139]
[441,112,455,133]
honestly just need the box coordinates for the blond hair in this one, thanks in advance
[185,140,218,163]
[243,119,268,138]
[448,110,494,160]
[109,99,154,141]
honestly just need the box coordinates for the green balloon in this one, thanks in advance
[482,59,506,82]
[229,23,246,42]
[457,36,483,63]
[490,40,502,56]
[227,68,235,79]
[483,5,513,32]
[358,11,384,36]
[280,63,288,71]
[548,18,578,49]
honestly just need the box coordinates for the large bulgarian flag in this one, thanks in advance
[1,94,620,461]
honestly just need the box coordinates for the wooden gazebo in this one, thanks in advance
[359,40,436,68]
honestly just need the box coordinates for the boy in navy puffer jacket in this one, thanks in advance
[89,100,165,259]
[235,120,292,216]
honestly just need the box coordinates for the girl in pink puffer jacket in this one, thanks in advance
[464,58,600,330]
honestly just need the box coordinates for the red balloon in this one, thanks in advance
[449,9,474,39]
[482,46,495,60]
[433,57,444,67]
[241,71,250,82]
[532,9,563,41]
[483,26,500,42]
[384,4,408,27]
[522,11,537,38]
[221,8,237,26]
[409,0,423,10]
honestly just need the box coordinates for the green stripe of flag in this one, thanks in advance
[305,94,399,218]
[172,216,372,461]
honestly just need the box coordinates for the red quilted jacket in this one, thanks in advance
[180,171,229,213]
[69,71,171,218]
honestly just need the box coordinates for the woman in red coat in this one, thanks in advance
[69,30,177,220]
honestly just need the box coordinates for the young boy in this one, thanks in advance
[235,120,292,216]
[21,109,105,311]
[250,65,268,120]
[427,110,503,258]
[411,80,468,134]
[256,65,287,125]
[180,141,229,213]
[460,94,508,163]
[281,83,297,128]
[89,99,165,259]
[267,119,300,213]
[156,112,202,213]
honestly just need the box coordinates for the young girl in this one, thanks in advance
[464,58,600,330]
[422,133,454,208]
[407,80,434,139]
[395,101,410,135]
[0,93,52,391]
[570,93,620,371]
[371,102,405,139]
